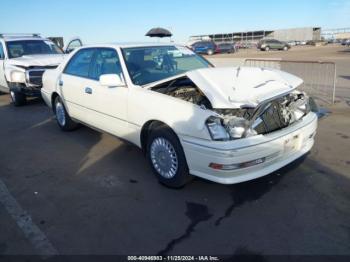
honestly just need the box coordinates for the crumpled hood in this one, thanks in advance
[7,54,65,68]
[187,67,303,108]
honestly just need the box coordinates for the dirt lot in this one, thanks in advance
[0,45,349,258]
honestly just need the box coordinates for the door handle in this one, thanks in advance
[58,80,63,87]
[85,87,92,94]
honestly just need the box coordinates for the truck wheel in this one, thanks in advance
[147,125,192,188]
[10,91,26,106]
[54,96,79,131]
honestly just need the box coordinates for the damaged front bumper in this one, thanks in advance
[8,82,42,97]
[181,112,317,184]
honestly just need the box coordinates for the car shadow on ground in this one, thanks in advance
[338,48,350,53]
[340,75,350,80]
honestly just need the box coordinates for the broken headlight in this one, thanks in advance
[206,116,230,141]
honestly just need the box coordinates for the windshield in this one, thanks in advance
[6,40,63,58]
[122,46,211,85]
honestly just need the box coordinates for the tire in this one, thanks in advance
[10,90,26,106]
[207,49,214,55]
[147,125,192,188]
[283,46,288,51]
[265,46,270,51]
[54,96,79,131]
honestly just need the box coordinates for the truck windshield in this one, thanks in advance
[6,40,63,58]
[122,46,211,86]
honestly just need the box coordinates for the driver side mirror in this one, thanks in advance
[99,74,125,87]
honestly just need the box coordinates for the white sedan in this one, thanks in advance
[41,43,317,188]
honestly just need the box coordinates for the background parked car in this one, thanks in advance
[216,43,236,54]
[257,39,290,51]
[341,39,350,46]
[191,41,217,55]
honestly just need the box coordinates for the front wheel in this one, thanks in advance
[207,49,214,55]
[147,125,192,188]
[10,91,26,106]
[54,96,79,131]
[265,46,270,51]
[283,46,288,51]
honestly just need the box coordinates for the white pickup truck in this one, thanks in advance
[0,34,82,106]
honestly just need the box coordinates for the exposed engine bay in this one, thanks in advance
[152,77,311,140]
[151,77,213,109]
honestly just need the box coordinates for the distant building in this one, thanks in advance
[321,28,350,40]
[189,27,321,44]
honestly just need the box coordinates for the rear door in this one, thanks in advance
[275,40,283,49]
[272,40,281,49]
[0,42,8,92]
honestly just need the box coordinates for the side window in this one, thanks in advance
[64,49,95,78]
[89,48,122,80]
[0,43,5,59]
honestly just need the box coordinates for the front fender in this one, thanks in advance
[127,87,214,146]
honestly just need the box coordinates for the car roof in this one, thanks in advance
[78,42,186,49]
[3,37,50,42]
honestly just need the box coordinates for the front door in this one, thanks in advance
[82,48,128,137]
[63,37,83,54]
[60,48,96,124]
[60,47,128,137]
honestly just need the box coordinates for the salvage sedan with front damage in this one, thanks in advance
[41,43,317,188]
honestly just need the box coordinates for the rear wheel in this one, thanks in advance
[54,96,79,131]
[147,125,192,188]
[10,91,26,106]
[283,46,288,51]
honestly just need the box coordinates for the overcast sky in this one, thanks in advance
[1,0,349,44]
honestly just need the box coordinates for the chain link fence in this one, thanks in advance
[244,59,337,105]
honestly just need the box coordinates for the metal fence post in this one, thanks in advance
[332,64,337,104]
